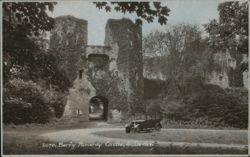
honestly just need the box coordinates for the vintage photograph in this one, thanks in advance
[1,0,249,155]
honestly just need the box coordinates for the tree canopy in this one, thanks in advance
[2,2,71,91]
[205,1,248,54]
[3,2,56,53]
[94,2,170,25]
[143,24,209,97]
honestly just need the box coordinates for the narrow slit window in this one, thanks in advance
[79,69,83,79]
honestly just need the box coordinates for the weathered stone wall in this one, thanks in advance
[241,54,248,89]
[63,75,96,120]
[105,18,144,116]
[207,51,247,89]
[49,16,143,121]
[49,16,90,119]
[143,50,248,90]
[50,15,88,50]
[49,15,88,83]
[207,51,236,88]
[85,46,112,97]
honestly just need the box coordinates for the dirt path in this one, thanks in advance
[40,128,248,149]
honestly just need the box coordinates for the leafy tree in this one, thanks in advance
[144,22,248,128]
[143,24,209,97]
[144,24,204,56]
[3,2,70,91]
[205,1,248,86]
[143,31,169,57]
[3,2,56,60]
[3,2,71,123]
[3,2,56,82]
[205,1,248,54]
[94,2,170,25]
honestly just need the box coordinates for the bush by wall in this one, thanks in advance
[162,84,248,128]
[43,87,68,118]
[3,78,52,124]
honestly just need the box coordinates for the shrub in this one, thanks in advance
[161,117,232,129]
[43,88,68,118]
[161,99,187,121]
[3,78,52,124]
[163,84,248,128]
[145,99,162,115]
[187,86,248,128]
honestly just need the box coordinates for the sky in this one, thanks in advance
[49,0,220,45]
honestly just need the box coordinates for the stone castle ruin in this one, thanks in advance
[49,16,144,122]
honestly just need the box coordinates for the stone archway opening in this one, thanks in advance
[89,96,108,121]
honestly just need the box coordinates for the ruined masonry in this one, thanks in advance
[49,16,144,121]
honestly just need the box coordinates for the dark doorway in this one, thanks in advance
[89,96,108,121]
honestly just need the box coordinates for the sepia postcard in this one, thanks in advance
[1,0,249,156]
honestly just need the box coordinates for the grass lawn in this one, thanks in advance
[3,121,248,154]
[3,131,248,155]
[93,129,247,145]
[3,120,95,154]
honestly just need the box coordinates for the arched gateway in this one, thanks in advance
[89,96,108,120]
[50,16,144,122]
